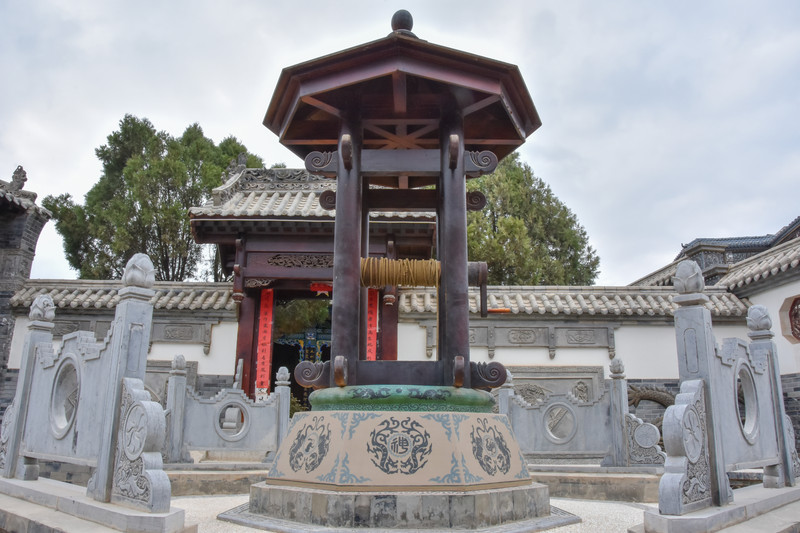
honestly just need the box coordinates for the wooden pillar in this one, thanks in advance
[438,112,470,387]
[380,236,399,361]
[330,114,362,386]
[235,291,258,398]
[359,195,370,360]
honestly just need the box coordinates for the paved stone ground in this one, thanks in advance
[173,494,656,532]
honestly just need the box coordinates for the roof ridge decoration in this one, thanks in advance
[211,167,332,207]
[0,165,52,217]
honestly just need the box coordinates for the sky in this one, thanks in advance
[1,1,798,286]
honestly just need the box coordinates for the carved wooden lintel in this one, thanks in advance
[305,151,338,176]
[333,355,348,387]
[470,361,507,390]
[464,150,498,176]
[295,360,330,390]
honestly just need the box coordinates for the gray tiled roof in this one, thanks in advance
[12,281,748,319]
[11,281,236,312]
[399,286,747,318]
[718,236,800,291]
[189,168,433,221]
[0,190,51,218]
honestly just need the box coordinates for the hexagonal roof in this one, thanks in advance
[264,17,541,162]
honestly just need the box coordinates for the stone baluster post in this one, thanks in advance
[747,305,796,488]
[165,355,190,464]
[1,295,56,480]
[275,366,291,447]
[604,358,628,467]
[497,370,514,416]
[88,254,156,502]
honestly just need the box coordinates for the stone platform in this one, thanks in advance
[0,477,192,532]
[629,484,800,533]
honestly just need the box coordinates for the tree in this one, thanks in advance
[43,114,263,281]
[467,152,599,285]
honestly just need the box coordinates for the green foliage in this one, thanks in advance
[467,153,599,286]
[289,394,307,417]
[273,299,331,338]
[43,114,263,280]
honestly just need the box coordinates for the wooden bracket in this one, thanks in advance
[464,150,498,176]
[341,134,353,171]
[333,355,348,387]
[448,134,460,170]
[319,190,336,210]
[305,151,338,176]
[294,360,330,390]
[470,361,507,390]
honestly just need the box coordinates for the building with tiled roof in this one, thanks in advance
[631,218,800,377]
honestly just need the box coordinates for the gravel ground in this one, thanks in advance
[173,494,657,533]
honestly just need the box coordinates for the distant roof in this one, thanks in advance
[717,236,800,292]
[189,167,433,222]
[675,215,800,260]
[12,281,746,320]
[634,216,800,291]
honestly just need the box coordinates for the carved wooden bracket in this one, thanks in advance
[295,360,330,389]
[470,361,507,390]
[319,189,337,210]
[464,150,498,176]
[305,151,338,175]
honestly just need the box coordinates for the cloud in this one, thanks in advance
[1,1,797,285]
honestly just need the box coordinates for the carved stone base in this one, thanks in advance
[241,482,554,530]
[267,410,530,490]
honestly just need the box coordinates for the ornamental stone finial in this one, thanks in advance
[29,294,55,321]
[276,366,291,385]
[609,357,625,378]
[122,254,155,288]
[672,260,704,295]
[746,305,772,332]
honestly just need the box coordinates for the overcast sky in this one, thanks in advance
[2,1,798,286]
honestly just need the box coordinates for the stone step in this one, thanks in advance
[718,498,800,533]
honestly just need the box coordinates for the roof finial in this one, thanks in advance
[391,10,416,38]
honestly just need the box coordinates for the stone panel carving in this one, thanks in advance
[111,377,170,512]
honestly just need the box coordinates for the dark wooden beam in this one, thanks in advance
[306,149,497,179]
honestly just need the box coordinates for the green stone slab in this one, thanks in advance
[309,385,494,412]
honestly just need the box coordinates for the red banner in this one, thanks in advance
[255,289,274,390]
[366,288,379,361]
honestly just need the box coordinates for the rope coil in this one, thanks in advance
[360,257,440,288]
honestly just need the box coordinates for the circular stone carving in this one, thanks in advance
[213,400,251,442]
[123,403,148,460]
[634,422,660,448]
[50,357,80,439]
[682,407,703,462]
[543,403,577,444]
[735,362,759,444]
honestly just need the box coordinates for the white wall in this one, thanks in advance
[396,319,753,380]
[747,278,800,374]
[8,317,238,377]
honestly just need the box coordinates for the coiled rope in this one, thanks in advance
[360,257,441,288]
